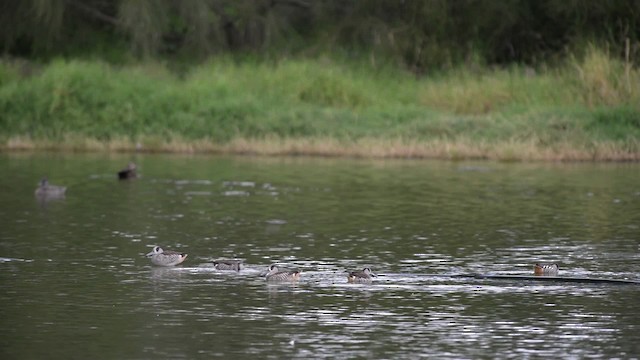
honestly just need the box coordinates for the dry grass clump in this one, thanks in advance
[571,45,640,108]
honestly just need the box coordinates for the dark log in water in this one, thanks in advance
[455,274,640,285]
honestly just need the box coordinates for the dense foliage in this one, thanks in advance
[2,0,639,69]
[1,1,638,160]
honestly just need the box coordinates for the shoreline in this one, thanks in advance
[3,136,638,162]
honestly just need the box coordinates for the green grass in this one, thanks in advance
[1,47,639,160]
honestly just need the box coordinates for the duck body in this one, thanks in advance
[213,259,243,271]
[35,178,66,197]
[146,246,187,266]
[347,268,376,283]
[118,162,137,180]
[265,264,301,282]
[534,263,559,276]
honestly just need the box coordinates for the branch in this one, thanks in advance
[67,0,119,26]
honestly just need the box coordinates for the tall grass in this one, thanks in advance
[571,45,639,107]
[0,46,638,160]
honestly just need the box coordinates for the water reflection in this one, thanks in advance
[149,266,188,281]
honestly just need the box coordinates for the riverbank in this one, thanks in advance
[4,135,639,162]
[1,48,639,161]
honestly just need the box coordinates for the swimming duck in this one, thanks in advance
[146,246,187,266]
[213,259,243,271]
[118,162,137,180]
[265,264,301,282]
[347,268,376,283]
[534,263,559,276]
[34,177,66,197]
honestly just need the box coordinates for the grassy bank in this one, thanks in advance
[1,48,639,161]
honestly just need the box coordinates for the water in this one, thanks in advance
[1,153,639,359]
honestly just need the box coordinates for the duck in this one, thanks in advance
[213,259,243,271]
[265,264,301,282]
[534,263,559,276]
[118,162,137,180]
[34,177,66,197]
[146,246,187,266]
[347,268,376,283]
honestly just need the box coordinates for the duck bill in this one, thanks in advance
[145,251,154,257]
